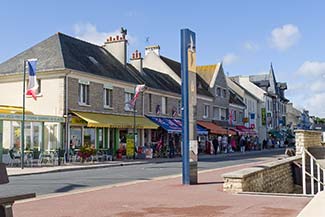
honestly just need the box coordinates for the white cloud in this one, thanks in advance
[244,41,259,51]
[73,22,137,46]
[288,61,325,117]
[222,53,238,65]
[270,24,301,51]
[297,61,325,77]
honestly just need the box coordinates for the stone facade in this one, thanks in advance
[222,156,300,193]
[295,130,323,155]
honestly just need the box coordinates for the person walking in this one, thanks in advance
[240,135,245,153]
[168,137,175,158]
[222,135,228,153]
[212,137,218,155]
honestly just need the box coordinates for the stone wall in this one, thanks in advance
[295,130,323,155]
[222,156,301,193]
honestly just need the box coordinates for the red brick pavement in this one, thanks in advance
[13,161,311,217]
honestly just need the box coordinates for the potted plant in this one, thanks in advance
[78,144,96,163]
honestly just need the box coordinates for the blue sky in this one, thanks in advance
[1,0,325,116]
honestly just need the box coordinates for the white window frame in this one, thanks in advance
[161,97,167,114]
[104,88,113,108]
[78,80,90,105]
[124,92,134,111]
[203,105,209,119]
[213,106,220,120]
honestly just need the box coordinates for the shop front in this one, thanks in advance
[0,105,64,164]
[145,115,208,156]
[70,111,158,159]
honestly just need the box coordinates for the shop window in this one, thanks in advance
[44,123,60,151]
[104,88,113,108]
[70,127,82,149]
[84,127,95,147]
[98,128,104,149]
[79,82,89,105]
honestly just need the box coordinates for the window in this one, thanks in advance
[124,92,134,111]
[216,87,221,97]
[213,107,220,120]
[203,105,209,118]
[221,108,227,120]
[36,79,41,95]
[104,88,113,108]
[233,110,237,121]
[148,94,152,113]
[84,127,95,146]
[161,97,167,114]
[177,100,181,115]
[222,89,227,98]
[239,112,243,123]
[79,82,89,105]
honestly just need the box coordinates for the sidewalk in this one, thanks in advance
[13,158,310,217]
[7,148,284,176]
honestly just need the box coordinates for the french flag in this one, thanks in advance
[26,59,38,100]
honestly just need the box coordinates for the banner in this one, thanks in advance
[126,134,135,158]
[261,108,266,126]
[26,59,38,100]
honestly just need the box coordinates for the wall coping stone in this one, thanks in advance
[222,156,302,179]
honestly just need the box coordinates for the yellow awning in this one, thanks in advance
[72,111,159,129]
[0,105,33,115]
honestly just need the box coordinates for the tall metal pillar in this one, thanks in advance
[181,29,198,185]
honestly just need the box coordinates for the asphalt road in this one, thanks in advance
[0,150,284,196]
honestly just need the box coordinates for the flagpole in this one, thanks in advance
[133,86,136,160]
[21,60,26,169]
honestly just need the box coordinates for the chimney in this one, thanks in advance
[130,50,143,74]
[103,27,128,66]
[145,45,160,56]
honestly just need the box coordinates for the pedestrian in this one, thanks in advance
[212,137,218,155]
[218,135,222,153]
[230,136,237,152]
[168,137,175,158]
[240,135,245,153]
[222,135,228,153]
[262,139,267,150]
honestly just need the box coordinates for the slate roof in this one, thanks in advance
[160,56,213,97]
[229,90,246,108]
[127,64,181,94]
[196,64,220,87]
[249,74,270,87]
[0,33,65,74]
[0,32,142,84]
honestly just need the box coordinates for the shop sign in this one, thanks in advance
[243,117,249,123]
[70,116,87,124]
[0,113,64,122]
[126,134,135,158]
[261,108,266,126]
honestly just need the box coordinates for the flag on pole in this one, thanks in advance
[26,59,38,100]
[130,84,146,106]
